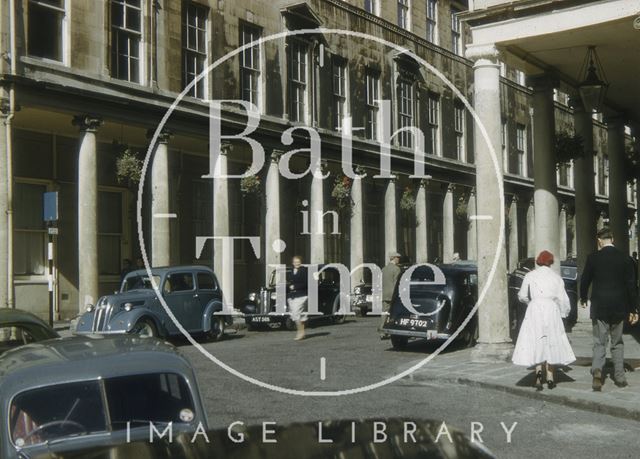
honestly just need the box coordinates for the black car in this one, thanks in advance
[242,265,350,330]
[351,257,412,316]
[382,261,479,350]
[508,258,578,338]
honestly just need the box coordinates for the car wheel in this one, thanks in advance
[391,336,408,350]
[131,318,157,338]
[207,316,225,341]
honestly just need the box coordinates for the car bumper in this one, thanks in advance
[382,316,449,340]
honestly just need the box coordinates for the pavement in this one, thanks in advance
[409,321,640,422]
[54,316,640,422]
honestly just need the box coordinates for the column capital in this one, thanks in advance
[465,44,501,65]
[510,194,519,205]
[604,113,627,129]
[445,183,456,193]
[147,129,173,144]
[526,74,558,93]
[354,165,367,176]
[220,143,234,156]
[559,203,567,212]
[270,149,284,162]
[468,187,476,197]
[72,114,103,132]
[417,177,430,188]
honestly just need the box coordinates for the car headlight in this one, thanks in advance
[123,302,133,312]
[248,292,257,302]
[86,304,94,312]
[270,292,277,300]
[354,286,362,295]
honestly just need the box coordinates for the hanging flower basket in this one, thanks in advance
[555,131,585,165]
[240,171,261,196]
[116,147,143,188]
[400,187,415,212]
[331,175,353,210]
[455,199,468,221]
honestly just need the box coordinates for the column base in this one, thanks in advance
[470,342,514,363]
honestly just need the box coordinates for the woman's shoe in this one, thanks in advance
[535,371,543,391]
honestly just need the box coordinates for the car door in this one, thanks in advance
[163,272,198,332]
[195,272,220,328]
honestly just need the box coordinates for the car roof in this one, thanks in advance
[438,261,478,273]
[0,308,56,329]
[125,265,215,278]
[0,335,195,398]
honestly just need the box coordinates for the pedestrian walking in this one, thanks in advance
[379,252,402,339]
[512,250,575,390]
[580,227,639,391]
[287,255,308,341]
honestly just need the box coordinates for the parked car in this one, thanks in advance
[0,334,208,459]
[508,258,578,339]
[76,266,232,340]
[242,265,350,330]
[351,256,412,316]
[0,308,59,355]
[382,261,479,350]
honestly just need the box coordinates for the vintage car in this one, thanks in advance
[0,334,208,459]
[242,265,350,330]
[351,256,412,316]
[382,261,479,350]
[508,258,578,338]
[0,308,59,355]
[76,266,232,340]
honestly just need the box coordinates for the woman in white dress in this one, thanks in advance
[512,250,576,390]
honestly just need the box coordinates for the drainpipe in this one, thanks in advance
[6,0,16,308]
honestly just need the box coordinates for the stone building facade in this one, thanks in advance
[0,0,636,319]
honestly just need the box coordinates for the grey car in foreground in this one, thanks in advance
[0,334,208,459]
[76,266,232,340]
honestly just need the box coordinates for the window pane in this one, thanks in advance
[99,235,121,275]
[197,273,216,290]
[28,3,63,61]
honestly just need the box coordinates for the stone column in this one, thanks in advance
[213,144,231,305]
[597,211,606,230]
[384,177,398,259]
[606,115,629,254]
[149,130,172,267]
[309,162,325,264]
[526,198,535,257]
[529,75,560,272]
[508,196,519,271]
[442,184,455,263]
[558,204,567,260]
[415,179,428,263]
[264,150,282,284]
[466,44,512,360]
[350,167,365,283]
[0,110,11,308]
[467,188,477,261]
[73,115,103,312]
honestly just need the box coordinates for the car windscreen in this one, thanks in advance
[401,266,451,294]
[10,380,107,447]
[10,373,195,448]
[122,274,161,292]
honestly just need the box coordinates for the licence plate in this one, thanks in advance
[365,295,373,302]
[395,317,430,328]
[251,316,271,323]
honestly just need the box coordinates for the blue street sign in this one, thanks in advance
[44,192,59,222]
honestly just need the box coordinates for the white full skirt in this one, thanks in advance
[512,298,576,367]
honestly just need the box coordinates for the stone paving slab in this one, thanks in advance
[409,321,640,422]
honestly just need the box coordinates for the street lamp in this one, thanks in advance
[578,46,608,113]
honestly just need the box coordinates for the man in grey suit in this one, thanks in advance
[379,252,402,339]
[580,227,639,391]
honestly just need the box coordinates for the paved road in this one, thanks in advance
[176,317,640,459]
